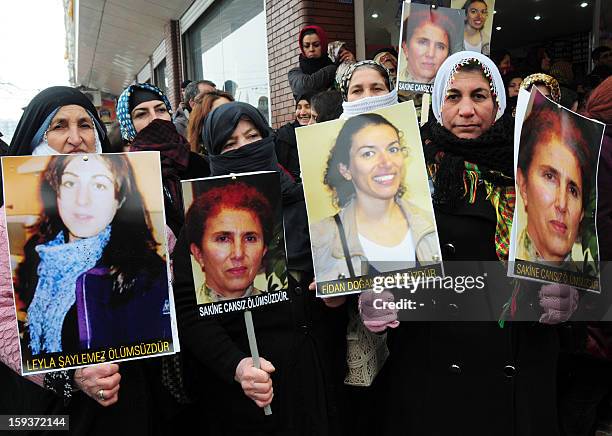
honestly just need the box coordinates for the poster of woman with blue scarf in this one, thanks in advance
[2,152,178,375]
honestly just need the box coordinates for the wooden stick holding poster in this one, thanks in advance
[181,171,289,413]
[244,309,272,416]
[181,171,289,316]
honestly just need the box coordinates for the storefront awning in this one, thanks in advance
[74,0,191,95]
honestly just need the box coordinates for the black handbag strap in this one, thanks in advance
[333,213,356,278]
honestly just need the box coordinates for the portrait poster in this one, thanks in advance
[508,87,605,292]
[296,101,443,298]
[396,2,465,98]
[450,0,495,56]
[181,171,289,317]
[2,151,178,375]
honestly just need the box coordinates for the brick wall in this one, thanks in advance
[266,0,355,128]
[164,20,183,111]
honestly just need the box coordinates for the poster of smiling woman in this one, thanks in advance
[396,2,465,97]
[508,88,605,292]
[451,0,495,56]
[181,171,288,317]
[297,101,442,298]
[2,152,178,375]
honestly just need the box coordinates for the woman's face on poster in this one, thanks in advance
[57,156,121,242]
[517,136,585,261]
[192,207,267,298]
[338,124,405,202]
[466,1,488,31]
[403,21,450,83]
[46,105,97,154]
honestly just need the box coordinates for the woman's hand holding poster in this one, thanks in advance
[297,101,443,298]
[2,151,178,375]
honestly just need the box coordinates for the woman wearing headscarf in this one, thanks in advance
[116,83,210,239]
[288,25,355,101]
[173,101,347,435]
[275,92,313,182]
[8,86,109,156]
[362,52,575,435]
[372,48,398,84]
[116,83,212,432]
[338,60,398,119]
[1,86,158,436]
[520,73,562,103]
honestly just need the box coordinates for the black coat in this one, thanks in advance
[172,227,347,436]
[275,121,301,182]
[164,151,210,237]
[380,189,561,436]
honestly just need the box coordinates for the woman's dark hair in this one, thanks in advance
[311,90,343,123]
[186,182,274,249]
[301,28,317,44]
[403,8,455,54]
[324,113,405,208]
[187,90,235,154]
[518,103,594,206]
[16,154,164,306]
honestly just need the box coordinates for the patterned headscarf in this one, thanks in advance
[116,83,173,142]
[339,60,393,101]
[432,51,506,125]
[520,73,561,103]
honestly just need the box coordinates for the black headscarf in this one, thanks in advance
[422,117,515,207]
[8,86,110,156]
[202,101,279,176]
[201,101,311,270]
[129,88,162,114]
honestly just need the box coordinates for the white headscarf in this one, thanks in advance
[431,51,506,125]
[340,89,398,119]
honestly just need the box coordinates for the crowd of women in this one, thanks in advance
[0,12,611,436]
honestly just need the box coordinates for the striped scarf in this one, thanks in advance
[464,162,516,261]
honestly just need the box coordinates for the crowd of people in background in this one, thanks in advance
[0,12,612,436]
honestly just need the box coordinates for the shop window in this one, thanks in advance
[185,0,270,122]
[154,59,168,95]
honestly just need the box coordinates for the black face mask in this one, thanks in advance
[208,137,278,177]
[202,101,272,156]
